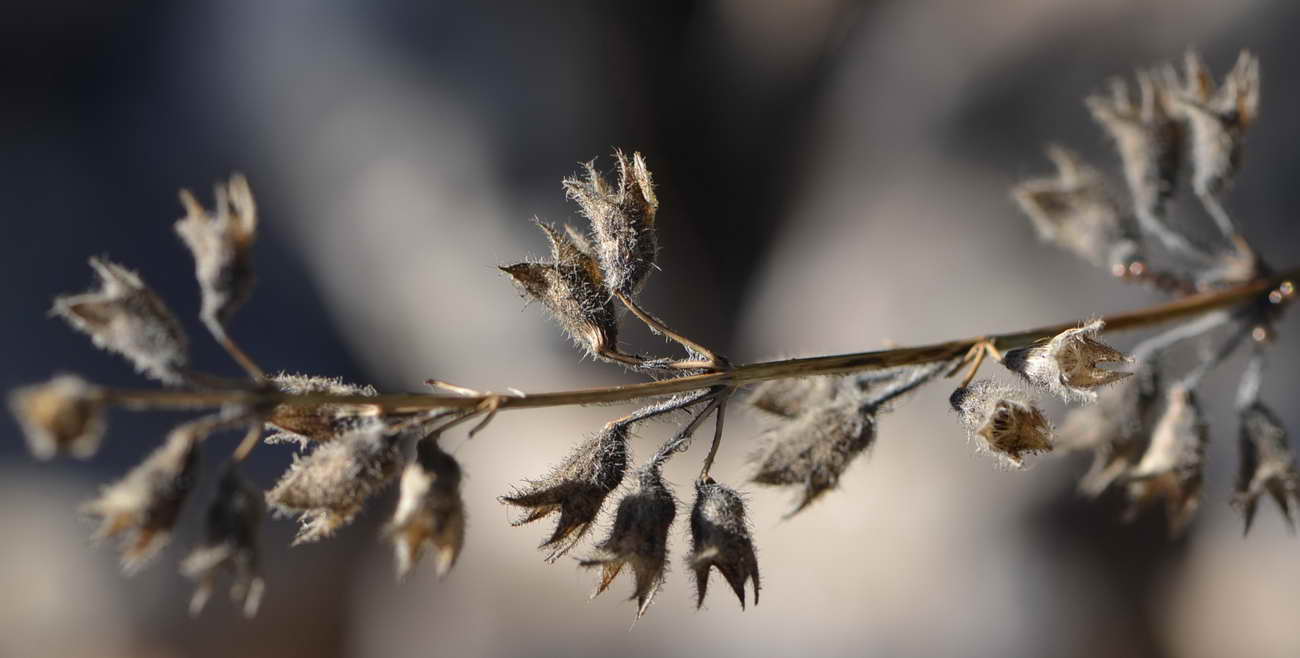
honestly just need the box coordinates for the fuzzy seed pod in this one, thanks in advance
[9,374,106,460]
[1233,403,1298,534]
[1126,385,1207,535]
[688,479,759,610]
[580,465,676,619]
[52,258,190,384]
[950,381,1053,468]
[175,174,257,326]
[1011,146,1140,270]
[181,464,266,618]
[500,424,629,561]
[1001,320,1133,403]
[1171,51,1260,200]
[266,424,404,544]
[264,374,381,447]
[1059,364,1162,497]
[750,396,877,514]
[386,438,466,579]
[562,151,659,297]
[82,424,201,573]
[747,376,839,418]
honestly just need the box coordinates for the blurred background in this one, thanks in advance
[4,1,1299,657]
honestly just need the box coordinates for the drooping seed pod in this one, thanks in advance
[1233,402,1298,534]
[266,423,404,544]
[181,464,266,618]
[1059,363,1162,497]
[950,381,1053,468]
[750,396,877,514]
[175,174,258,327]
[562,150,659,297]
[687,479,759,610]
[580,465,676,620]
[1010,145,1140,270]
[51,258,190,384]
[747,376,839,419]
[1126,385,1207,535]
[1001,320,1133,403]
[386,437,466,579]
[1171,51,1260,201]
[500,424,629,561]
[264,374,381,447]
[8,374,106,460]
[82,423,202,573]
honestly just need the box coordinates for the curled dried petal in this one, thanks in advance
[1126,385,1207,535]
[1233,403,1298,534]
[386,438,466,579]
[1002,320,1133,403]
[688,479,759,610]
[750,397,876,514]
[181,464,266,618]
[563,150,659,296]
[9,374,106,460]
[175,174,258,326]
[579,465,676,620]
[951,381,1053,468]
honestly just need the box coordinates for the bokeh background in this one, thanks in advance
[4,1,1299,657]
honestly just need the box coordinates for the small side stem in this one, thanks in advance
[698,391,732,481]
[614,291,725,369]
[205,318,266,382]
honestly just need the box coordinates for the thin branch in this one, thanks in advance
[204,317,266,382]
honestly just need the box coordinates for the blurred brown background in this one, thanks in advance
[3,1,1299,657]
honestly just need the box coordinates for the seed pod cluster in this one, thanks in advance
[175,174,258,327]
[563,150,659,297]
[688,479,760,609]
[9,374,106,460]
[1125,385,1207,535]
[951,380,1054,468]
[264,374,381,447]
[1001,320,1132,403]
[387,437,466,579]
[580,465,676,620]
[182,464,266,618]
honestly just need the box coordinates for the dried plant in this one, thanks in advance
[7,49,1298,622]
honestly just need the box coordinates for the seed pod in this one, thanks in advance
[181,464,266,618]
[1233,402,1298,534]
[1126,385,1207,535]
[747,376,839,418]
[580,465,676,620]
[82,424,201,573]
[1171,51,1260,200]
[1001,320,1132,403]
[175,174,257,327]
[386,437,466,579]
[52,258,190,384]
[950,381,1053,468]
[750,396,876,514]
[1059,363,1162,497]
[266,424,404,544]
[8,374,106,460]
[562,151,659,297]
[264,374,381,447]
[688,479,759,610]
[500,424,629,561]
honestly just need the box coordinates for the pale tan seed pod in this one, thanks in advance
[580,465,676,620]
[1233,402,1298,534]
[562,150,659,297]
[181,464,266,618]
[175,174,258,326]
[1001,320,1133,403]
[750,396,876,514]
[1059,364,1162,497]
[386,437,466,579]
[688,479,759,610]
[500,255,619,361]
[264,374,381,447]
[52,258,190,384]
[1126,385,1207,535]
[950,381,1054,469]
[8,374,106,460]
[1171,51,1260,200]
[500,423,629,561]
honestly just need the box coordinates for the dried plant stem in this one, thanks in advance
[698,391,732,481]
[614,291,725,369]
[204,318,266,382]
[97,267,1296,419]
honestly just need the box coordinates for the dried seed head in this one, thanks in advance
[82,424,201,573]
[1086,70,1183,227]
[386,438,466,579]
[1126,385,1207,535]
[562,151,659,297]
[1059,364,1162,497]
[175,174,258,326]
[1002,320,1133,403]
[181,464,266,618]
[1172,51,1260,199]
[266,424,404,544]
[750,396,877,514]
[51,258,190,384]
[500,258,619,361]
[500,424,629,561]
[747,376,839,418]
[580,465,676,620]
[1011,146,1140,269]
[688,479,759,610]
[9,374,106,460]
[1233,403,1298,534]
[264,374,381,447]
[950,381,1054,468]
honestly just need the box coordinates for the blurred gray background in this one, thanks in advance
[3,1,1299,657]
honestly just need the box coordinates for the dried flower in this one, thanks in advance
[51,258,190,384]
[386,438,466,579]
[266,424,404,544]
[1011,145,1140,269]
[175,174,258,326]
[82,425,201,573]
[9,374,106,460]
[1233,402,1298,534]
[181,464,266,618]
[500,424,629,560]
[580,465,676,619]
[264,374,380,447]
[1172,51,1260,200]
[688,479,759,609]
[1059,364,1162,497]
[562,150,659,297]
[747,376,838,418]
[1126,385,1207,535]
[751,395,876,514]
[950,381,1053,468]
[1001,320,1132,403]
